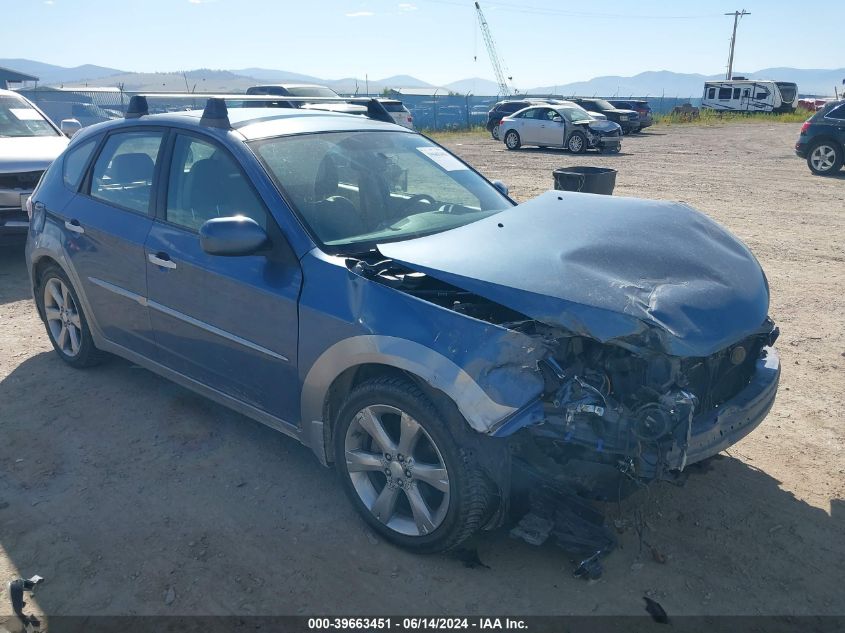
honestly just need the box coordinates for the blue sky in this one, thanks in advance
[8,0,845,87]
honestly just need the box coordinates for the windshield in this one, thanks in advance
[286,86,340,98]
[588,99,615,111]
[251,131,512,252]
[560,106,592,122]
[0,95,59,138]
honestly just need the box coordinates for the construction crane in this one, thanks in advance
[474,1,513,96]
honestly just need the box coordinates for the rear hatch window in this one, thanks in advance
[381,102,407,113]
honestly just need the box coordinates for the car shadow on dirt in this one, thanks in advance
[0,244,30,305]
[0,351,843,616]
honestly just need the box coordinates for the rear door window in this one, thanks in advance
[89,131,163,214]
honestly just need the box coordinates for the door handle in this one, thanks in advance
[148,252,177,270]
[64,219,84,234]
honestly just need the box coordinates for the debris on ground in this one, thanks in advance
[509,513,553,546]
[643,596,669,623]
[451,547,490,570]
[6,574,44,632]
[163,585,176,605]
[509,482,616,580]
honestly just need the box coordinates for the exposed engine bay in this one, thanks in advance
[350,254,779,496]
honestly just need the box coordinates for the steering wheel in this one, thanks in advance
[400,193,437,211]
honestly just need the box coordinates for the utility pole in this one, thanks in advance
[724,10,750,80]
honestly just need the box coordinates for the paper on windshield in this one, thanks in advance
[416,146,468,171]
[9,108,42,121]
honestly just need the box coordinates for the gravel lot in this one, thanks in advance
[0,122,843,621]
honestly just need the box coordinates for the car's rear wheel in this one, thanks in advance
[491,124,500,140]
[567,132,587,154]
[36,264,104,368]
[504,130,521,150]
[334,376,492,553]
[807,141,843,175]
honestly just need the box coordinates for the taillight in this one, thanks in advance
[800,121,811,134]
[25,195,33,220]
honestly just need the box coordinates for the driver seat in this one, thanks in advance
[309,154,365,242]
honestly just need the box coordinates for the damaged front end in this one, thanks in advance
[350,250,781,501]
[497,320,780,500]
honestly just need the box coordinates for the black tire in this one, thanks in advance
[333,376,492,553]
[504,130,521,150]
[567,131,587,154]
[806,140,843,176]
[491,124,500,141]
[36,263,105,368]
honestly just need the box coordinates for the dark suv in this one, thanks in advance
[572,98,640,134]
[795,100,845,175]
[608,99,653,131]
[25,95,779,555]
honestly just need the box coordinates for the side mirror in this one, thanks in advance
[199,216,268,256]
[552,115,563,123]
[491,180,509,197]
[60,119,82,138]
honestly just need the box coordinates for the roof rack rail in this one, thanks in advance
[122,93,394,129]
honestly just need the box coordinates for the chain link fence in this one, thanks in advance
[17,87,703,131]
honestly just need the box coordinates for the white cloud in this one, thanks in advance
[398,3,417,11]
[345,10,375,17]
[44,0,55,5]
[188,0,216,4]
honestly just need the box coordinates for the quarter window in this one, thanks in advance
[827,105,845,120]
[90,131,163,214]
[165,134,267,232]
[63,138,98,191]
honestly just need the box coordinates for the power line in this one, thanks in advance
[418,0,722,20]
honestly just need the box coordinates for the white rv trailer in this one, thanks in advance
[701,79,797,113]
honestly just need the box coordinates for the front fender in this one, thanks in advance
[300,335,521,463]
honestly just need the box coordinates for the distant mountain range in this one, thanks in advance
[2,58,842,96]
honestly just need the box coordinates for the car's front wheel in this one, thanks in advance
[334,377,492,553]
[807,141,843,175]
[36,264,104,368]
[567,131,587,154]
[504,130,521,150]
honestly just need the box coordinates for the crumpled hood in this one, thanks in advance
[378,191,770,357]
[586,119,620,134]
[0,136,68,173]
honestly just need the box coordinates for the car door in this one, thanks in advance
[60,128,163,358]
[144,131,302,422]
[535,108,566,146]
[518,108,544,144]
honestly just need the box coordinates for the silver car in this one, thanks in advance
[500,103,622,153]
[0,89,69,244]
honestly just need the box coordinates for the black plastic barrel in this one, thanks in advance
[553,166,617,195]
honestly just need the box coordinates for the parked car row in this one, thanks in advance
[486,97,652,142]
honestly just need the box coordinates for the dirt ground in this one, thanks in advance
[0,122,843,622]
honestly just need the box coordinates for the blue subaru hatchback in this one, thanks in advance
[26,97,780,553]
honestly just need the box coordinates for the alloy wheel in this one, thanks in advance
[569,135,584,152]
[344,404,450,537]
[43,278,82,357]
[810,144,837,172]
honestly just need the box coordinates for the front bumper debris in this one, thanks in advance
[500,345,780,499]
